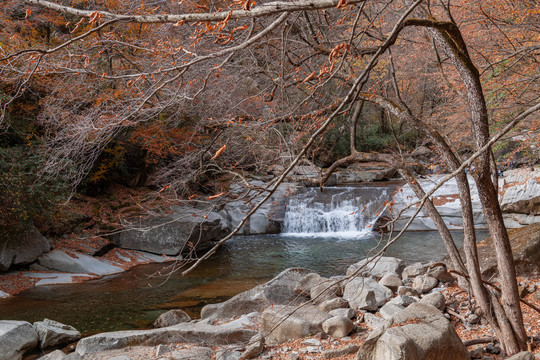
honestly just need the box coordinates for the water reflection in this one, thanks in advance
[0,230,487,334]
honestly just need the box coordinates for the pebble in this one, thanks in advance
[301,339,322,346]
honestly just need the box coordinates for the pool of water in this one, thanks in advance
[0,230,487,335]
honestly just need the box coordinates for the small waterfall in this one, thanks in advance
[282,186,389,238]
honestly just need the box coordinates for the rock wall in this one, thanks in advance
[390,168,540,231]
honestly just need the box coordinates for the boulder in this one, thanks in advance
[219,181,297,235]
[413,275,439,294]
[260,305,331,344]
[379,303,405,320]
[427,266,455,283]
[397,286,421,297]
[33,319,81,348]
[379,274,403,292]
[343,277,393,310]
[363,313,386,330]
[76,314,258,355]
[402,262,425,279]
[153,309,191,328]
[201,268,310,321]
[334,163,397,183]
[0,225,50,272]
[346,257,405,279]
[473,223,540,278]
[295,273,325,296]
[215,348,242,360]
[36,350,66,360]
[504,351,534,360]
[388,295,417,307]
[329,308,356,319]
[241,333,265,359]
[0,320,38,360]
[419,292,445,311]
[112,206,228,255]
[37,250,123,275]
[318,297,349,313]
[322,316,354,338]
[310,279,340,304]
[356,303,469,360]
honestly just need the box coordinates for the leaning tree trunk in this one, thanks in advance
[426,19,527,352]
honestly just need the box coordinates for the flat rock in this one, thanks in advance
[388,295,417,307]
[346,257,405,279]
[76,314,258,355]
[260,305,331,344]
[170,346,213,360]
[33,319,81,348]
[37,250,123,275]
[321,344,360,359]
[0,320,38,360]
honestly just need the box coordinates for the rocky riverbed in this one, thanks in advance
[2,254,539,360]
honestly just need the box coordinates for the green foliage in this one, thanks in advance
[356,123,394,152]
[0,146,69,231]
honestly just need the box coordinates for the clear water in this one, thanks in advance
[0,184,488,335]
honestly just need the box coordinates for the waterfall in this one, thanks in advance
[282,186,389,238]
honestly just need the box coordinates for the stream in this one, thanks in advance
[0,184,488,335]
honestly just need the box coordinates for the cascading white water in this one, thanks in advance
[282,186,389,238]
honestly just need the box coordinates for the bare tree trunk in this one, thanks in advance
[350,100,364,153]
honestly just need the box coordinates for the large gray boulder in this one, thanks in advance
[37,250,123,275]
[201,268,311,321]
[219,181,297,235]
[33,319,81,348]
[346,257,405,279]
[0,225,50,272]
[153,309,191,328]
[343,277,393,310]
[260,305,331,344]
[112,206,228,255]
[356,303,469,360]
[76,314,258,355]
[0,320,38,360]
